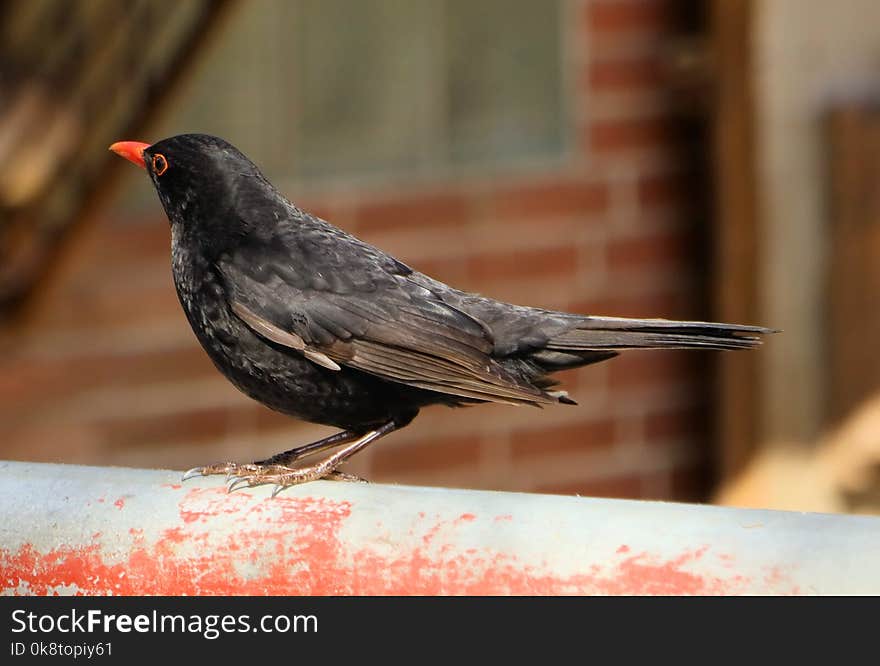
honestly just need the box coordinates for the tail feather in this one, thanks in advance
[497,314,774,405]
[546,317,774,353]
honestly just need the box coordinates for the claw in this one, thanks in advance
[271,484,286,498]
[327,471,368,483]
[226,476,247,493]
[182,467,205,482]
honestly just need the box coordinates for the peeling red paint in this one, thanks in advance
[608,546,715,595]
[161,527,187,544]
[114,498,125,509]
[0,487,802,596]
[1,488,353,596]
[763,565,799,593]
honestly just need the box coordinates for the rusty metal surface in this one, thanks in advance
[1,460,879,595]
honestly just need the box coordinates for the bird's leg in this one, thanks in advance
[252,430,359,466]
[181,429,359,483]
[230,420,399,495]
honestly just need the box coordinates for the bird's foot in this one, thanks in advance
[182,461,366,492]
[225,463,367,495]
[181,423,394,495]
[181,462,246,482]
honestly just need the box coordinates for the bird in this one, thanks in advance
[110,134,772,494]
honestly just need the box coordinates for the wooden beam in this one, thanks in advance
[825,105,880,422]
[709,0,762,479]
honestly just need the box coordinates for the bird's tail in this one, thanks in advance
[525,316,773,383]
[547,316,771,352]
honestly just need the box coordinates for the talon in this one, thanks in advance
[182,467,205,482]
[326,471,368,483]
[182,462,242,482]
[271,484,286,498]
[226,476,247,492]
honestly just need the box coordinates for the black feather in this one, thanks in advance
[132,133,773,436]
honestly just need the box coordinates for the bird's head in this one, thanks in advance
[110,134,277,245]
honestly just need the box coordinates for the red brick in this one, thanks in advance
[2,421,101,464]
[354,192,470,233]
[468,246,578,283]
[94,405,248,450]
[92,217,171,266]
[644,405,706,442]
[587,117,673,153]
[1,345,216,407]
[1,0,708,496]
[637,462,709,502]
[39,284,182,329]
[587,57,663,90]
[587,0,674,34]
[547,366,586,395]
[541,463,708,501]
[607,229,691,271]
[253,405,306,432]
[371,435,481,476]
[94,402,304,448]
[638,171,687,208]
[510,418,615,460]
[538,474,643,499]
[490,180,608,220]
[564,296,614,317]
[607,350,699,390]
[567,290,693,320]
[669,462,710,502]
[409,256,470,285]
[290,199,341,224]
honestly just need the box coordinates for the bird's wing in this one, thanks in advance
[216,231,550,406]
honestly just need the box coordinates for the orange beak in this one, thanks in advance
[109,141,150,169]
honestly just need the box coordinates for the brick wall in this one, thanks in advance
[0,0,712,501]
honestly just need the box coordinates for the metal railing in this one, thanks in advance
[1,460,878,594]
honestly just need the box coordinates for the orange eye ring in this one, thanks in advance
[152,153,168,176]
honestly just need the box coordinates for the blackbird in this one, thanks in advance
[110,134,771,493]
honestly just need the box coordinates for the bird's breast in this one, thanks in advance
[171,241,232,347]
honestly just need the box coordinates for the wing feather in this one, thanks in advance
[216,233,549,405]
[230,300,341,370]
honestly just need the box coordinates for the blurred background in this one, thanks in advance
[2,0,880,514]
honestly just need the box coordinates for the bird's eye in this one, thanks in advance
[152,153,168,176]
